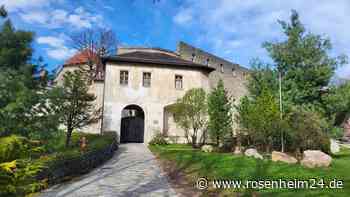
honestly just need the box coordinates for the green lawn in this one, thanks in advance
[150,144,350,197]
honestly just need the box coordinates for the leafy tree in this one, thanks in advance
[208,80,232,146]
[0,5,7,18]
[237,10,347,153]
[323,82,350,126]
[0,70,37,136]
[247,60,279,99]
[236,88,282,152]
[263,10,347,113]
[286,106,330,154]
[0,20,33,71]
[0,15,49,137]
[0,6,60,141]
[49,70,100,147]
[170,88,208,147]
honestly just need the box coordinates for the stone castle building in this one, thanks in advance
[55,41,249,143]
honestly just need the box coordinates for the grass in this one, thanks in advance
[150,144,350,197]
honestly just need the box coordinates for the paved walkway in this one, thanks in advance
[40,144,178,197]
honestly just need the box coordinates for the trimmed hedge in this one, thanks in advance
[0,132,118,196]
[36,137,118,185]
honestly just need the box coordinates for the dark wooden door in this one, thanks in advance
[120,117,144,143]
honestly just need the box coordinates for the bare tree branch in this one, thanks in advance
[70,28,118,81]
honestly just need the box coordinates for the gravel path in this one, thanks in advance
[40,143,178,197]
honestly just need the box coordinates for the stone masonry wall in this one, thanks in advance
[177,41,249,103]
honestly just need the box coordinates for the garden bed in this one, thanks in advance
[150,144,350,197]
[0,132,118,196]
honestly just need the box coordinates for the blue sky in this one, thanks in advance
[2,0,350,79]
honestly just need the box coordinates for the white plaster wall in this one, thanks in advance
[103,62,211,143]
[54,65,79,86]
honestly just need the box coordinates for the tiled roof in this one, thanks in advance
[103,51,215,72]
[64,49,99,66]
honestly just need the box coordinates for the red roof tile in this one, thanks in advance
[64,49,99,66]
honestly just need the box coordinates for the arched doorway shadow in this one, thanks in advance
[120,105,145,143]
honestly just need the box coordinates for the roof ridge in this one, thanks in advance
[118,47,177,55]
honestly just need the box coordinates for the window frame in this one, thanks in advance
[142,72,152,87]
[120,70,129,86]
[175,74,183,90]
[220,64,224,73]
[232,67,237,77]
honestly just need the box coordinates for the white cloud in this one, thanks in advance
[20,11,49,24]
[46,47,77,60]
[20,6,103,29]
[37,34,77,60]
[173,8,193,25]
[2,0,104,30]
[174,0,350,77]
[0,0,48,12]
[37,36,65,48]
[103,5,115,11]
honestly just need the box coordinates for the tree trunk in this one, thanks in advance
[185,129,190,144]
[191,135,197,148]
[216,136,220,147]
[191,128,198,148]
[66,127,73,148]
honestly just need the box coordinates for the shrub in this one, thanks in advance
[0,135,29,163]
[0,132,117,196]
[0,159,47,196]
[208,80,232,147]
[149,132,168,145]
[218,137,236,152]
[235,88,282,152]
[329,127,343,139]
[286,106,331,154]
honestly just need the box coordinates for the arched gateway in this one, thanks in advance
[120,105,145,143]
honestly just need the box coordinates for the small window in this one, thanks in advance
[243,72,248,79]
[206,58,210,65]
[232,68,236,77]
[143,72,151,87]
[120,70,128,85]
[220,64,224,73]
[175,75,183,89]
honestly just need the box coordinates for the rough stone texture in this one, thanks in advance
[330,139,340,154]
[301,150,332,168]
[201,145,214,153]
[177,41,249,101]
[244,148,263,160]
[233,146,242,155]
[271,151,297,164]
[40,143,178,197]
